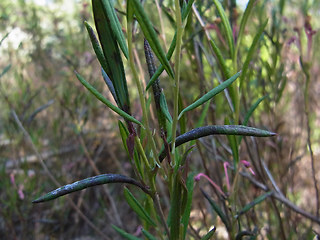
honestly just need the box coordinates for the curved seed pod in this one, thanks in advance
[33,174,150,203]
[159,125,276,162]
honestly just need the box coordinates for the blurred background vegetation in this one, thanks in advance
[0,0,320,239]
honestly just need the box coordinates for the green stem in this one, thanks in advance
[171,0,184,166]
[127,9,159,168]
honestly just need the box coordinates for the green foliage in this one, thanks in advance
[1,0,320,239]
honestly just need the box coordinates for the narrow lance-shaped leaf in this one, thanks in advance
[92,0,130,111]
[160,93,172,123]
[159,125,276,162]
[130,0,174,78]
[33,174,149,203]
[75,72,141,125]
[100,0,129,58]
[178,71,241,119]
[145,0,195,90]
[235,0,256,57]
[123,187,157,227]
[112,225,143,240]
[236,191,273,218]
[84,21,108,73]
[210,39,231,79]
[211,0,235,58]
[201,188,230,229]
[239,20,268,90]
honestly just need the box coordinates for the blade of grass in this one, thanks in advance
[123,187,157,227]
[178,71,241,119]
[33,174,149,203]
[130,0,174,78]
[75,72,141,125]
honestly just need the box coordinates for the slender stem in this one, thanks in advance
[300,58,319,217]
[127,12,159,168]
[171,0,183,165]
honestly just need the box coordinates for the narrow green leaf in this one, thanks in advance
[0,64,11,78]
[100,0,129,58]
[236,191,272,218]
[131,0,174,78]
[243,96,267,127]
[200,227,216,240]
[84,21,108,72]
[112,225,142,240]
[211,0,235,57]
[178,72,241,119]
[182,172,196,240]
[33,174,148,203]
[239,20,268,89]
[235,0,256,57]
[160,92,172,123]
[209,40,230,78]
[92,0,130,110]
[169,172,182,240]
[75,72,141,125]
[142,228,157,240]
[201,188,230,229]
[145,0,195,90]
[123,187,157,227]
